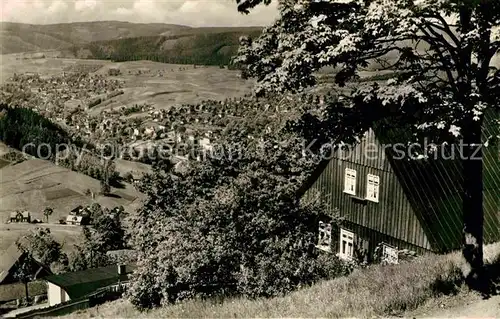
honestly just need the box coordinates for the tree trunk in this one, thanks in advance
[24,281,29,301]
[461,117,486,291]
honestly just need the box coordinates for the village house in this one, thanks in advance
[45,264,135,306]
[65,215,89,226]
[9,211,31,223]
[65,206,90,226]
[304,112,499,263]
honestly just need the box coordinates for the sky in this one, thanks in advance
[0,0,279,27]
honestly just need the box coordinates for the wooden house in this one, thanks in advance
[304,112,499,263]
[9,211,31,223]
[65,215,90,226]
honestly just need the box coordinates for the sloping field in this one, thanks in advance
[0,223,82,254]
[0,158,141,224]
[114,159,152,180]
[0,55,254,111]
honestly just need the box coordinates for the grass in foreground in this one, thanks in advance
[64,243,500,318]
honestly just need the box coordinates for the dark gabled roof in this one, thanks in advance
[44,264,136,299]
[374,109,499,252]
[0,244,23,283]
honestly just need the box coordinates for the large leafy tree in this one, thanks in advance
[126,106,355,308]
[69,205,127,271]
[234,0,500,288]
[16,227,68,274]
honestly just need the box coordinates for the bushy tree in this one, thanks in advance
[16,228,68,273]
[69,205,127,271]
[127,118,351,309]
[234,0,500,289]
[13,253,38,301]
[43,207,53,223]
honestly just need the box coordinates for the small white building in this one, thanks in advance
[45,264,135,307]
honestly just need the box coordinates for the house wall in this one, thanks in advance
[482,110,500,244]
[47,282,70,306]
[305,129,433,257]
[306,109,500,257]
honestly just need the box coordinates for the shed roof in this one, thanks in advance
[0,244,23,283]
[44,264,135,299]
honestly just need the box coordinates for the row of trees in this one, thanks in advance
[0,105,73,159]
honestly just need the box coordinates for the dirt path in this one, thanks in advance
[408,294,500,318]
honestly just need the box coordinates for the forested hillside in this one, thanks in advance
[82,29,263,66]
[0,21,263,66]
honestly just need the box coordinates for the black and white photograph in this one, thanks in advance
[0,0,499,317]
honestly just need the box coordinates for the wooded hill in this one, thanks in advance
[0,21,263,66]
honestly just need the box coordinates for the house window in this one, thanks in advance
[344,168,357,195]
[339,228,355,260]
[366,174,380,202]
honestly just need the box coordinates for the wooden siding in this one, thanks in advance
[305,108,499,255]
[482,110,500,244]
[306,129,433,253]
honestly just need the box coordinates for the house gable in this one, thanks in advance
[305,128,433,253]
[304,109,499,254]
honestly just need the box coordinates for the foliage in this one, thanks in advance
[16,227,68,273]
[69,205,127,271]
[13,253,38,285]
[0,104,73,159]
[58,243,500,318]
[126,97,356,308]
[234,0,500,139]
[84,30,263,66]
[43,207,53,223]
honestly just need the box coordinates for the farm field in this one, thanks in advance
[0,223,82,254]
[0,54,254,113]
[0,157,142,225]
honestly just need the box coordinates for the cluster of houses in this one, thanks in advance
[63,205,91,226]
[0,73,122,116]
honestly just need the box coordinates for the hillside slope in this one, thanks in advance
[0,21,190,54]
[60,243,500,318]
[0,157,142,223]
[0,21,263,66]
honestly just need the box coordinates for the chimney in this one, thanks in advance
[117,264,126,275]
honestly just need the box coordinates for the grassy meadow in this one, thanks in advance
[61,242,500,318]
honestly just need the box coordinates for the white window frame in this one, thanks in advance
[366,174,380,202]
[339,228,355,260]
[344,168,357,195]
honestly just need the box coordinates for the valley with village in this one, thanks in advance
[0,1,499,318]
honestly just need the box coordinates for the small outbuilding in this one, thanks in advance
[45,264,135,306]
